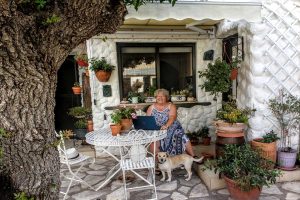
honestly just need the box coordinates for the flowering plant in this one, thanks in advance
[112,108,137,120]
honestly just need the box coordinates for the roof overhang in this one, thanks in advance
[117,1,262,35]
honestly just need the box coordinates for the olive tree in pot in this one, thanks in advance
[269,90,300,170]
[204,144,281,200]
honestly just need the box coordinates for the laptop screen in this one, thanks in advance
[132,116,161,130]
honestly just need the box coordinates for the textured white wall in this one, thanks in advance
[86,36,223,136]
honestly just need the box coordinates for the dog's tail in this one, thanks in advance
[193,156,204,163]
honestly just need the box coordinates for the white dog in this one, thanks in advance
[157,152,203,182]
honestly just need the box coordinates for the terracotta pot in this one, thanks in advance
[87,120,93,132]
[223,176,261,200]
[202,137,211,146]
[77,60,89,67]
[72,86,81,95]
[230,68,238,80]
[190,138,199,146]
[95,70,112,82]
[251,138,277,165]
[215,121,246,133]
[121,118,133,131]
[110,124,122,136]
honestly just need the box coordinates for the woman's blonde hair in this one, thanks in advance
[154,89,170,100]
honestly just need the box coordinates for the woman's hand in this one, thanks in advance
[161,125,169,130]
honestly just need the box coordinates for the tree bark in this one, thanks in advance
[0,0,127,199]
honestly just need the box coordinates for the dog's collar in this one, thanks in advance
[158,160,166,164]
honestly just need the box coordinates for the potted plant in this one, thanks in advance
[72,82,81,95]
[229,56,241,80]
[90,57,115,82]
[269,90,300,170]
[197,126,211,145]
[204,144,281,200]
[215,100,255,158]
[186,132,200,145]
[171,89,189,102]
[74,119,87,139]
[75,53,89,67]
[110,110,122,136]
[251,130,280,166]
[145,86,156,103]
[119,108,137,131]
[68,106,91,119]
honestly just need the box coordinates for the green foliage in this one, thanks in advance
[14,192,34,200]
[73,82,80,87]
[203,144,281,191]
[197,126,210,138]
[90,57,115,72]
[198,58,232,99]
[260,130,280,143]
[146,86,156,96]
[35,0,47,10]
[68,107,91,118]
[111,110,122,124]
[75,53,88,62]
[42,14,61,25]
[74,119,87,129]
[119,108,136,119]
[127,91,145,103]
[124,0,177,11]
[216,100,255,124]
[269,90,300,149]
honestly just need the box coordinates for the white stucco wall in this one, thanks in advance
[86,35,223,136]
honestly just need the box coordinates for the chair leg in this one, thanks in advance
[122,169,128,200]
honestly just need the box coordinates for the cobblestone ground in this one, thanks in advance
[60,143,300,200]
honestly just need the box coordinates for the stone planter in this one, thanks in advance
[74,128,87,140]
[171,95,186,102]
[277,148,297,170]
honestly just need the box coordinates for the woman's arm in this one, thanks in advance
[161,103,177,130]
[146,104,154,116]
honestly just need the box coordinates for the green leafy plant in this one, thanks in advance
[198,58,232,99]
[197,126,210,138]
[259,130,280,143]
[68,106,91,118]
[74,119,87,129]
[119,108,136,119]
[35,0,47,10]
[203,144,281,191]
[42,14,61,25]
[73,82,80,87]
[75,53,88,62]
[146,86,156,96]
[14,192,34,200]
[269,90,300,151]
[89,57,115,72]
[110,110,122,124]
[216,100,255,124]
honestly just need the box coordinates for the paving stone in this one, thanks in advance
[217,188,230,195]
[89,163,106,170]
[157,192,170,200]
[81,175,105,189]
[262,185,283,195]
[106,187,129,200]
[94,159,108,165]
[110,180,124,190]
[63,171,86,179]
[189,183,209,198]
[178,186,190,194]
[179,177,201,187]
[86,170,108,176]
[61,180,80,188]
[60,185,82,194]
[282,182,300,194]
[71,190,106,200]
[170,191,188,200]
[259,196,280,200]
[286,192,300,200]
[157,180,177,191]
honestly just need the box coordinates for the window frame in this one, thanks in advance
[116,42,196,100]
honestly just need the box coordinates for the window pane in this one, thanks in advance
[121,47,156,98]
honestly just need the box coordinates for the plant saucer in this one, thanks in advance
[277,166,298,171]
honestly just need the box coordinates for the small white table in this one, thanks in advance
[85,127,167,191]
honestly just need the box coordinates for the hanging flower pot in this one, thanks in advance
[72,82,81,95]
[95,70,112,82]
[230,68,238,80]
[77,60,88,67]
[75,53,89,67]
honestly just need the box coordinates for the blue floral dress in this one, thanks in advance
[150,104,189,156]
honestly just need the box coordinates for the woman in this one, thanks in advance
[147,88,196,157]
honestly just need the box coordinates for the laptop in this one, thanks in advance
[132,116,161,130]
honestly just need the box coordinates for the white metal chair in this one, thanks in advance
[57,131,95,200]
[118,129,158,200]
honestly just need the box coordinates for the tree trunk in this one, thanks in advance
[0,0,127,199]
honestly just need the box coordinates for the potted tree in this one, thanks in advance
[204,144,281,200]
[75,53,89,67]
[198,126,211,145]
[72,82,81,95]
[269,90,300,170]
[110,110,122,136]
[90,57,115,82]
[251,130,280,167]
[119,107,136,131]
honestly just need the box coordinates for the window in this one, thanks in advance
[117,43,195,100]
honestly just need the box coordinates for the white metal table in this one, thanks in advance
[85,127,167,191]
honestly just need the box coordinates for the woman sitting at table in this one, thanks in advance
[147,88,196,157]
